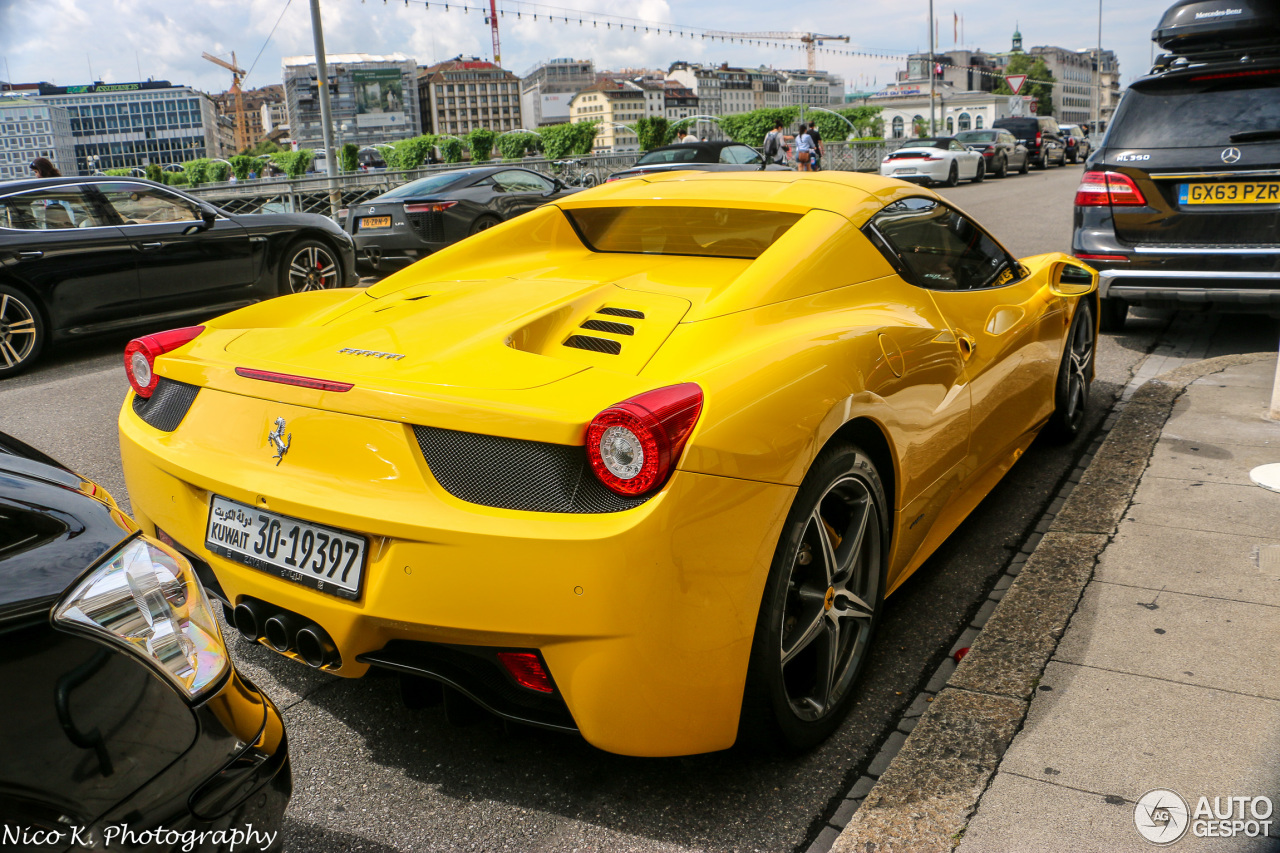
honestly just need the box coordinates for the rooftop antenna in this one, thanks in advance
[87,54,95,81]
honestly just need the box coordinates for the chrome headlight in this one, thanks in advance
[54,536,228,700]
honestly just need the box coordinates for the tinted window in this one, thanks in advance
[719,145,763,165]
[492,170,553,193]
[955,131,998,143]
[0,187,102,230]
[565,206,802,259]
[98,184,198,224]
[635,147,703,165]
[378,171,477,199]
[870,198,1013,291]
[910,138,951,149]
[1106,72,1280,148]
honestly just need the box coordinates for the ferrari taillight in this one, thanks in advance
[403,201,458,214]
[585,383,703,497]
[1075,171,1147,207]
[124,326,205,398]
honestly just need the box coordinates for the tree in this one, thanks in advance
[269,150,313,179]
[539,121,598,159]
[438,137,464,164]
[182,158,212,187]
[497,131,541,160]
[993,55,1056,118]
[145,163,163,183]
[465,128,497,162]
[632,117,670,151]
[715,108,800,146]
[338,142,359,173]
[229,154,263,181]
[386,135,438,170]
[243,138,284,157]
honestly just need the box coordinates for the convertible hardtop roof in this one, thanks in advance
[553,170,933,224]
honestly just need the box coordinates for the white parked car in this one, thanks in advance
[879,137,986,187]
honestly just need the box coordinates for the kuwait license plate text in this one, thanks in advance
[206,495,366,599]
[1179,182,1280,205]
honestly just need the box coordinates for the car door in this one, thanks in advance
[870,197,1061,476]
[949,139,978,178]
[91,182,255,313]
[0,185,138,335]
[720,145,766,171]
[488,170,556,219]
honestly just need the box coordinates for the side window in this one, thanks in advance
[0,187,101,230]
[98,183,199,224]
[869,198,1014,292]
[721,145,762,165]
[950,140,965,152]
[492,170,552,193]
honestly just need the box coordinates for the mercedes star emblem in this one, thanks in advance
[268,417,292,466]
[1221,147,1242,164]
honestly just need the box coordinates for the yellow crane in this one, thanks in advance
[202,51,248,153]
[704,31,851,74]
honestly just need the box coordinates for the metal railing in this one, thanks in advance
[185,140,910,220]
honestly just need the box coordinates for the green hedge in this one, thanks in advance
[465,128,496,162]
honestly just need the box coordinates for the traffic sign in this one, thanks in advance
[1007,95,1024,116]
[1005,74,1027,95]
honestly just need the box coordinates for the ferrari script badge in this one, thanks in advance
[268,417,291,466]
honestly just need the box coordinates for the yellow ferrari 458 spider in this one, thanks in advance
[119,170,1097,757]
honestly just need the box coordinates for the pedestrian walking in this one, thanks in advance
[794,124,815,171]
[762,120,788,167]
[29,157,60,178]
[807,122,824,171]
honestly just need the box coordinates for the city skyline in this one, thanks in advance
[3,0,1170,102]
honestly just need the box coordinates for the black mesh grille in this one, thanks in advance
[406,211,445,241]
[412,426,650,514]
[563,335,622,355]
[580,319,634,335]
[598,307,645,319]
[132,378,199,431]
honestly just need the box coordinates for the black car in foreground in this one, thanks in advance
[606,141,790,182]
[1073,0,1280,330]
[0,431,290,850]
[345,166,580,273]
[0,177,356,378]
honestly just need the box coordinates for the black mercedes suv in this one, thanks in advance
[1073,0,1280,330]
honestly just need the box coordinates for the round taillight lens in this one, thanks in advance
[124,325,205,398]
[586,383,703,497]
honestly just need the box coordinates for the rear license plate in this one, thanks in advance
[360,216,392,228]
[205,496,366,600]
[1179,182,1280,205]
[895,168,918,175]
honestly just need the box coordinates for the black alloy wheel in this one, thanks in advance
[1045,300,1095,442]
[972,159,985,183]
[995,154,1008,179]
[740,443,888,751]
[1035,154,1047,170]
[1019,154,1030,174]
[469,215,501,236]
[944,162,960,187]
[282,240,342,295]
[0,285,45,378]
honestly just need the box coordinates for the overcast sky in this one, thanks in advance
[1,0,1171,98]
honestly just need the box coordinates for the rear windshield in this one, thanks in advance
[1107,71,1280,148]
[634,147,705,165]
[377,171,477,199]
[955,131,997,143]
[564,206,802,259]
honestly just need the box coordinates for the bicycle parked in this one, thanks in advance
[553,159,600,188]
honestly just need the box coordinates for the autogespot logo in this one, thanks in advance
[1135,789,1190,845]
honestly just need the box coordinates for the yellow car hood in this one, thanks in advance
[223,277,691,391]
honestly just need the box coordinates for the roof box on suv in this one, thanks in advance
[1153,0,1280,55]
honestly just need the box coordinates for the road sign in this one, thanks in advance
[1007,95,1024,116]
[1005,74,1027,95]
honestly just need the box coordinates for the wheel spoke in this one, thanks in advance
[833,498,871,582]
[0,294,8,319]
[781,607,826,665]
[813,621,841,712]
[832,589,876,621]
[7,318,33,332]
[290,261,310,275]
[0,339,19,367]
[808,509,838,587]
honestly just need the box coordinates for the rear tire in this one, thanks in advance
[1019,155,1030,174]
[1098,296,1128,332]
[0,285,45,378]
[944,162,959,187]
[972,160,985,183]
[995,155,1008,179]
[1044,300,1095,443]
[281,239,343,295]
[469,215,501,236]
[739,443,889,752]
[1034,155,1047,170]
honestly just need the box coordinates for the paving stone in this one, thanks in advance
[808,825,842,853]
[866,731,909,777]
[925,657,956,694]
[830,797,862,827]
[970,600,997,628]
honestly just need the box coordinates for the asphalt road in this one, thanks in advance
[2,163,1277,853]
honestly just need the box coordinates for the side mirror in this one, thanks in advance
[183,206,217,235]
[1049,261,1098,297]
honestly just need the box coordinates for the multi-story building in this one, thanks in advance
[663,83,699,124]
[1084,47,1121,131]
[418,56,523,137]
[0,97,76,179]
[892,49,1001,96]
[283,53,421,151]
[213,83,284,151]
[778,68,846,107]
[1027,45,1095,125]
[261,100,289,136]
[667,61,722,118]
[569,79,656,151]
[520,57,594,127]
[29,80,221,174]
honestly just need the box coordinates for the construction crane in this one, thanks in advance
[202,51,248,153]
[487,0,501,65]
[703,31,851,74]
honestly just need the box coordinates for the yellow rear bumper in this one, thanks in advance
[119,388,793,756]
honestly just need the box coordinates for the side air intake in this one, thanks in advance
[579,319,634,336]
[563,335,622,355]
[597,307,645,319]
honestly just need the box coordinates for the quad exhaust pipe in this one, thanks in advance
[232,598,339,669]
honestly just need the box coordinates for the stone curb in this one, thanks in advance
[830,351,1276,853]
